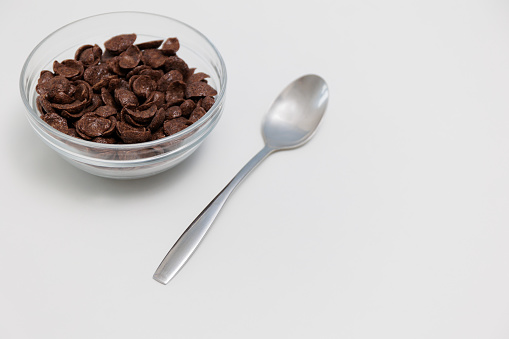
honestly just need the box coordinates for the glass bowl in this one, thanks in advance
[20,12,227,179]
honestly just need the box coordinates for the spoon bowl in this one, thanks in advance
[154,74,329,284]
[263,74,329,149]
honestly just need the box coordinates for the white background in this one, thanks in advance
[1,0,509,338]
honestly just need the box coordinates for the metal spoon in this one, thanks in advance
[153,74,329,284]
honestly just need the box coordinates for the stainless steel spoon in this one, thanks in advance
[153,74,329,284]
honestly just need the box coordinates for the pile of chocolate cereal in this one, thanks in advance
[35,34,217,144]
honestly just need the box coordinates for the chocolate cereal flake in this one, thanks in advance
[187,72,210,84]
[157,70,183,92]
[131,75,156,99]
[101,87,116,107]
[76,113,115,139]
[136,39,163,50]
[60,109,86,120]
[107,78,130,92]
[84,64,112,87]
[201,96,215,111]
[104,34,137,54]
[180,99,196,117]
[51,93,89,114]
[166,106,182,120]
[124,105,157,124]
[74,80,92,102]
[139,68,164,82]
[186,81,217,98]
[94,105,117,118]
[189,106,206,123]
[118,45,142,69]
[161,37,180,55]
[147,108,166,132]
[141,49,167,69]
[163,56,189,76]
[115,88,139,107]
[138,91,165,110]
[165,80,186,106]
[36,71,55,95]
[163,117,189,136]
[126,65,151,80]
[53,59,84,80]
[75,44,102,66]
[37,96,55,114]
[106,57,128,77]
[42,113,68,133]
[116,121,151,144]
[82,94,103,114]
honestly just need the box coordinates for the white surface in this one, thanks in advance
[1,1,509,338]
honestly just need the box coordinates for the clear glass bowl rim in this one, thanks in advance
[19,11,227,151]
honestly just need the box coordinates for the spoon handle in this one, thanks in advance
[153,145,274,284]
